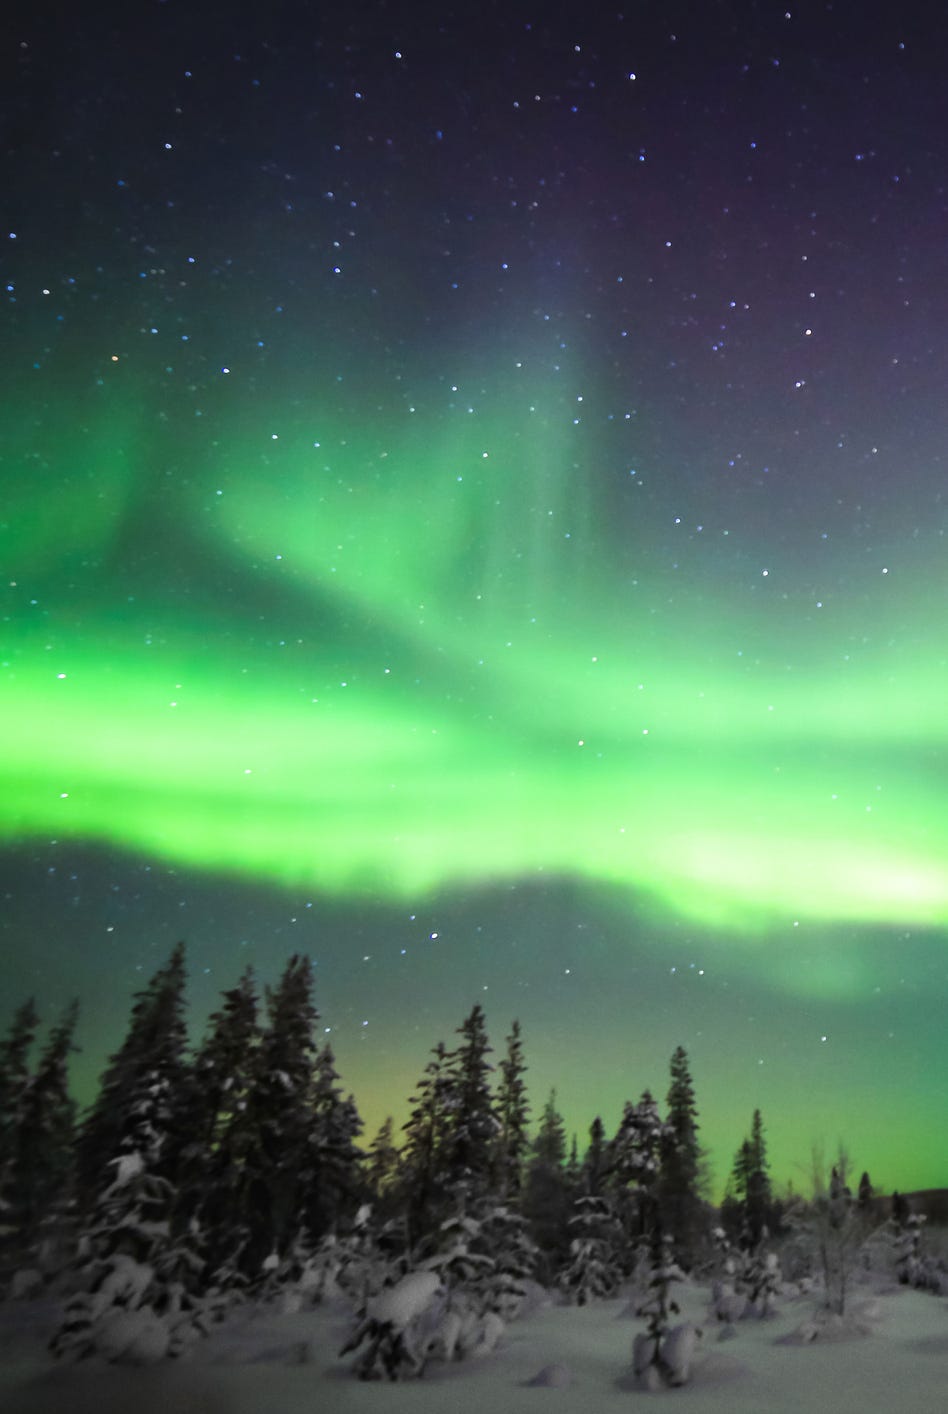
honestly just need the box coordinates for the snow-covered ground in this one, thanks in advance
[3,1279,948,1414]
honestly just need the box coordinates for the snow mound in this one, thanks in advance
[663,1322,702,1385]
[526,1362,573,1387]
[470,1311,504,1357]
[368,1272,442,1330]
[94,1308,170,1365]
[779,1307,876,1345]
[7,1270,43,1302]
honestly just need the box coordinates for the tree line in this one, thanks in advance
[0,944,788,1350]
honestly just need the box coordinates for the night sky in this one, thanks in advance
[2,1,947,1197]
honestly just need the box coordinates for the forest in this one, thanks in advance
[0,944,945,1390]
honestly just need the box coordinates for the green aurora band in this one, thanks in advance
[4,384,947,969]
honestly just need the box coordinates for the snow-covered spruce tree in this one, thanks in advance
[340,1268,445,1380]
[474,1202,538,1318]
[410,1205,532,1361]
[633,1228,698,1389]
[742,1239,782,1316]
[582,1115,608,1197]
[397,1008,527,1340]
[364,1117,400,1214]
[609,1089,669,1268]
[659,1046,705,1265]
[0,999,40,1230]
[234,954,321,1279]
[492,1020,530,1202]
[522,1090,572,1279]
[1,1000,79,1275]
[301,1042,364,1241]
[52,943,205,1362]
[75,944,189,1209]
[722,1109,774,1248]
[709,1222,781,1321]
[558,1194,623,1304]
[892,1204,931,1289]
[442,1004,498,1211]
[177,967,260,1293]
[400,1041,455,1251]
[333,1207,399,1308]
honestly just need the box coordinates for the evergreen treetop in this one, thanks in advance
[444,1003,497,1192]
[76,942,189,1202]
[494,1020,530,1200]
[0,999,40,1171]
[1,1000,79,1254]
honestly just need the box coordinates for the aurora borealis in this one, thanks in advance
[2,1,947,1195]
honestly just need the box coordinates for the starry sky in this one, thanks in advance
[2,0,947,1198]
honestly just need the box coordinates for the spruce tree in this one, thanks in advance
[610,1090,668,1251]
[303,1043,363,1240]
[3,1000,79,1265]
[364,1117,400,1212]
[558,1194,623,1304]
[857,1170,873,1212]
[401,1041,453,1247]
[659,1046,704,1263]
[188,968,259,1156]
[181,968,260,1279]
[76,943,189,1206]
[725,1110,773,1247]
[493,1020,530,1201]
[443,1003,497,1207]
[745,1109,772,1244]
[0,999,40,1189]
[583,1116,608,1197]
[236,954,320,1273]
[52,945,199,1361]
[523,1091,571,1272]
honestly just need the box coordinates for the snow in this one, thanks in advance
[93,1308,170,1365]
[108,1151,145,1190]
[660,1321,701,1384]
[4,1278,948,1414]
[367,1272,442,1329]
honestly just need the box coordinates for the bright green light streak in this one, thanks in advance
[3,392,947,951]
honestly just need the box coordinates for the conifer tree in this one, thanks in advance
[583,1116,608,1197]
[566,1133,581,1186]
[493,1020,530,1201]
[745,1109,772,1244]
[0,999,40,1188]
[180,968,260,1278]
[401,1040,454,1247]
[443,1003,497,1207]
[76,943,189,1206]
[558,1194,623,1304]
[724,1109,773,1247]
[3,1000,79,1263]
[189,968,259,1156]
[364,1117,400,1209]
[236,954,320,1272]
[532,1090,567,1168]
[610,1090,668,1250]
[52,945,200,1361]
[303,1043,363,1239]
[523,1091,571,1271]
[857,1170,873,1212]
[659,1046,704,1262]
